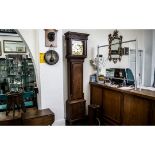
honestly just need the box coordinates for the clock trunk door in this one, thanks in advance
[70,60,83,100]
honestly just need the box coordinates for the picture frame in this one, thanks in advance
[45,29,57,47]
[3,40,26,53]
[123,47,129,55]
[0,29,17,34]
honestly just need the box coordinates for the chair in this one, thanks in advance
[23,91,34,107]
[88,104,102,125]
[0,94,7,111]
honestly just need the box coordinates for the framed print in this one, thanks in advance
[45,29,57,47]
[3,40,26,53]
[0,42,2,56]
[0,29,17,34]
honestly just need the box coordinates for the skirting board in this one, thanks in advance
[53,119,65,126]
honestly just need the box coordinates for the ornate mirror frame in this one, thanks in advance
[108,30,123,63]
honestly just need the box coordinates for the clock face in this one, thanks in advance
[44,50,59,65]
[72,40,83,55]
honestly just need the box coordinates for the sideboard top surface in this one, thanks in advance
[90,82,155,101]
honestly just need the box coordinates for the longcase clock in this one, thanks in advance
[65,31,89,125]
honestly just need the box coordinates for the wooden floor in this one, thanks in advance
[0,107,38,125]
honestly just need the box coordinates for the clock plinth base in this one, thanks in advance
[66,99,86,125]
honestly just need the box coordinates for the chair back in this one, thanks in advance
[0,94,7,105]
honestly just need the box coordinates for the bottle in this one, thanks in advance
[123,77,126,86]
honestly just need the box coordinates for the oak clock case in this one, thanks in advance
[65,31,89,125]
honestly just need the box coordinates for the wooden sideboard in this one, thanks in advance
[0,108,55,126]
[90,82,155,125]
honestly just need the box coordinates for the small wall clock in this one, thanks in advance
[44,50,59,65]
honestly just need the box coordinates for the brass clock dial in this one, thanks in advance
[44,50,59,65]
[72,40,83,55]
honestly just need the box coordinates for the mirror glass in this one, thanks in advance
[111,39,119,51]
[0,29,37,111]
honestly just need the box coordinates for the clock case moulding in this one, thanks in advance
[65,31,89,59]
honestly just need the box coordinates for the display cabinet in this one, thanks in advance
[0,55,37,111]
[4,55,36,92]
[22,57,36,91]
[6,56,23,92]
[0,58,8,94]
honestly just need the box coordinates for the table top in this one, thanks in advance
[21,108,55,119]
[90,82,155,101]
[0,91,34,97]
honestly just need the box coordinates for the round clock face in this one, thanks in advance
[72,40,83,55]
[44,50,59,65]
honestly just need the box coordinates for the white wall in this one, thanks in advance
[38,29,64,125]
[63,29,145,115]
[143,30,153,86]
[151,30,155,85]
[18,29,65,125]
[17,30,37,59]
